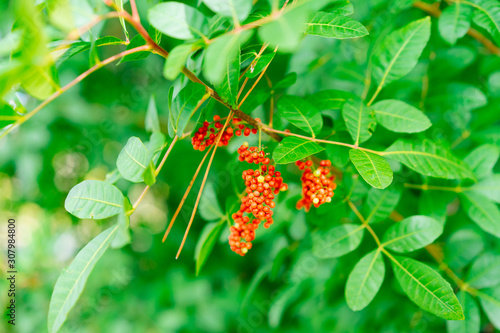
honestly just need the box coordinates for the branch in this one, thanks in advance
[413,1,500,56]
[0,45,151,140]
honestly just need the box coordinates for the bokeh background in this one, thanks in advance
[1,0,500,332]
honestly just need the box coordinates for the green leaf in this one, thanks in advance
[65,180,124,219]
[384,139,475,180]
[213,42,242,109]
[0,103,20,129]
[365,187,401,223]
[477,288,500,329]
[56,37,125,66]
[202,0,252,22]
[195,219,226,275]
[427,83,487,112]
[345,249,385,311]
[148,2,208,40]
[312,224,364,259]
[142,163,156,186]
[342,99,376,145]
[463,144,499,179]
[116,137,151,183]
[389,255,465,320]
[115,0,129,40]
[349,150,393,189]
[460,192,500,238]
[438,3,472,45]
[305,89,355,111]
[244,52,275,79]
[199,183,224,221]
[48,224,119,333]
[446,291,480,333]
[258,6,311,52]
[147,132,167,164]
[111,199,132,249]
[145,95,160,133]
[466,252,500,289]
[22,65,58,100]
[327,0,354,15]
[272,137,325,164]
[203,31,251,97]
[168,82,207,138]
[305,12,368,39]
[119,35,150,63]
[471,0,500,43]
[372,17,431,88]
[382,215,443,252]
[470,174,500,203]
[278,95,323,136]
[372,99,431,133]
[164,43,194,81]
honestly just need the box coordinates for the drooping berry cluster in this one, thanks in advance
[229,145,288,256]
[237,144,271,164]
[191,115,257,151]
[296,160,336,212]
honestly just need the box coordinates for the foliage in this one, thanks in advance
[1,0,500,332]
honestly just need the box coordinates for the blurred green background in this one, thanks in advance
[1,0,500,332]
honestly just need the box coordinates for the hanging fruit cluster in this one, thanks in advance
[228,143,288,256]
[296,160,336,212]
[191,115,257,151]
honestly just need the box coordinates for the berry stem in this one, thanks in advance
[161,144,214,243]
[176,112,235,259]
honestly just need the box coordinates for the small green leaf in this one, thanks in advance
[111,198,132,249]
[372,99,431,133]
[213,42,242,109]
[145,95,160,133]
[119,35,150,63]
[65,180,124,219]
[477,288,500,329]
[245,52,275,79]
[115,0,129,40]
[345,249,385,311]
[466,252,500,289]
[460,192,500,238]
[382,215,443,252]
[272,137,325,164]
[164,43,194,81]
[471,0,500,43]
[372,17,431,87]
[446,291,480,333]
[278,95,323,136]
[463,144,499,179]
[117,137,151,183]
[142,163,156,186]
[312,224,364,259]
[0,103,20,129]
[438,3,472,45]
[349,150,393,189]
[384,139,475,180]
[169,82,207,138]
[148,2,208,40]
[365,187,401,223]
[389,255,465,320]
[305,12,368,39]
[48,224,119,333]
[195,219,226,275]
[342,99,376,145]
[259,6,311,52]
[470,174,500,203]
[202,0,252,22]
[199,183,224,221]
[204,31,251,88]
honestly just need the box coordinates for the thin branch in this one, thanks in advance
[129,0,140,22]
[414,1,500,56]
[404,183,464,192]
[0,45,151,140]
[347,200,381,247]
[162,145,214,243]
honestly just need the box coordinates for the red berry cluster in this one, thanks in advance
[295,160,336,212]
[229,145,288,256]
[192,116,257,151]
[237,144,271,164]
